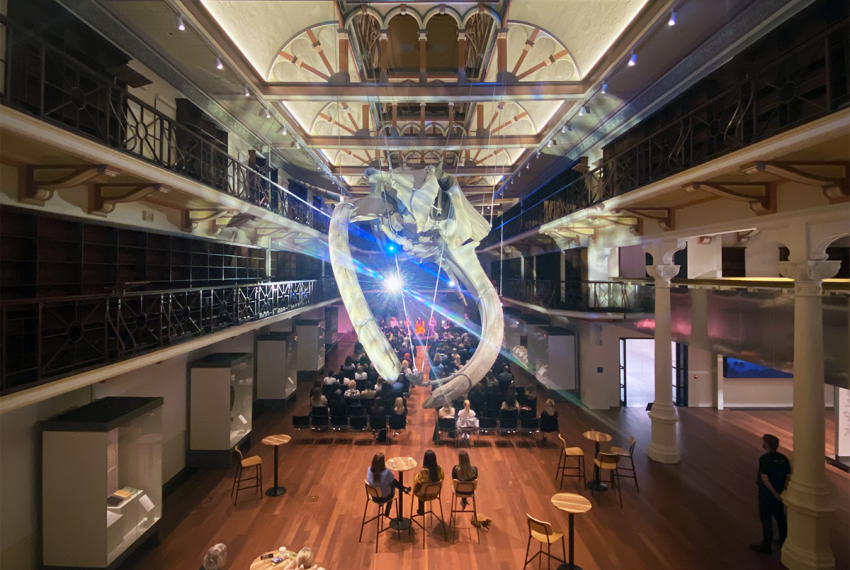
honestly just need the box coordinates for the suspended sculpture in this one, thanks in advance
[328,166,504,409]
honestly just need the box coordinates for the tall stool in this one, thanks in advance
[449,479,479,543]
[523,514,566,570]
[359,480,399,552]
[410,482,448,547]
[611,436,639,491]
[592,453,623,508]
[556,434,586,490]
[231,445,262,505]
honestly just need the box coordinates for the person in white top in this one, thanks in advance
[456,400,479,439]
[354,364,368,381]
[322,374,338,386]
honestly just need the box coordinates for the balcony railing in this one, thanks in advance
[0,278,339,395]
[499,279,655,313]
[0,16,330,234]
[480,17,850,249]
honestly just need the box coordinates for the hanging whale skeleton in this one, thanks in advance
[328,166,504,409]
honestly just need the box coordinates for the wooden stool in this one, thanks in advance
[231,445,262,505]
[450,479,479,543]
[556,434,586,490]
[524,514,566,570]
[410,482,448,547]
[611,436,639,491]
[593,453,623,508]
[359,480,399,552]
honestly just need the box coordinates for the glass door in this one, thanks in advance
[619,338,627,407]
[672,342,688,406]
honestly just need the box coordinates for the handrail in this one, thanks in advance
[0,278,340,394]
[480,17,849,248]
[0,15,330,234]
[498,279,655,313]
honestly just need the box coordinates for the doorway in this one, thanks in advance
[619,339,688,408]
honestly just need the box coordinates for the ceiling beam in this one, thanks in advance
[251,82,585,103]
[332,165,513,176]
[288,134,540,151]
[348,185,497,195]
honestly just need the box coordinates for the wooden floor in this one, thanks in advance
[124,334,850,570]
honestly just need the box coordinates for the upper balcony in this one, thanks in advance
[479,14,850,250]
[0,15,330,237]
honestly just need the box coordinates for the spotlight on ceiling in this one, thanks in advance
[448,279,456,287]
[526,163,530,169]
[602,82,608,94]
[177,16,185,32]
[243,84,249,97]
[295,142,300,149]
[668,11,677,26]
[629,51,637,66]
[383,275,403,293]
[579,106,586,116]
[265,108,271,119]
[561,125,567,133]
[388,244,395,252]
[282,126,287,136]
[216,56,224,70]
[547,140,553,147]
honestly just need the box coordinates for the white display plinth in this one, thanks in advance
[295,319,325,376]
[43,397,163,570]
[188,353,253,468]
[257,332,297,408]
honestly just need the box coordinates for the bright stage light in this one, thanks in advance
[388,244,395,251]
[448,280,456,287]
[384,275,403,293]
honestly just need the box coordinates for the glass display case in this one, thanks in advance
[503,308,522,349]
[831,387,850,471]
[256,332,297,409]
[295,319,325,377]
[42,397,163,570]
[188,353,253,468]
[324,305,339,348]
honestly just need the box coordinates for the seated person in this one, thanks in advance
[281,547,325,570]
[354,364,368,381]
[329,390,347,417]
[392,397,407,417]
[439,402,456,419]
[539,398,559,441]
[344,380,361,405]
[456,400,479,439]
[310,386,327,407]
[366,453,409,517]
[468,383,486,412]
[360,382,377,399]
[322,373,338,386]
[497,365,513,391]
[342,356,356,374]
[413,450,444,515]
[370,401,387,442]
[452,450,478,508]
[501,395,518,412]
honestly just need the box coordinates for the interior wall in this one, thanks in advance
[624,339,654,408]
[686,237,722,278]
[718,359,836,408]
[687,347,716,407]
[618,244,646,278]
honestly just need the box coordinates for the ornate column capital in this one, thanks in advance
[779,260,841,295]
[646,264,680,287]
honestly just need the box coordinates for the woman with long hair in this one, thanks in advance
[452,450,479,508]
[413,449,444,515]
[366,453,409,516]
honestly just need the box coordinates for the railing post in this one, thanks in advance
[37,302,43,382]
[39,45,46,118]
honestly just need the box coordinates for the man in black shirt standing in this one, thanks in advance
[750,434,791,554]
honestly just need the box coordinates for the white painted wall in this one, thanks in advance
[686,237,722,278]
[618,244,646,278]
[718,360,836,409]
[687,347,716,407]
[624,338,654,408]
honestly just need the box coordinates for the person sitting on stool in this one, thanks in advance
[750,433,791,555]
[366,453,410,517]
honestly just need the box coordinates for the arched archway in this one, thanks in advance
[425,14,459,74]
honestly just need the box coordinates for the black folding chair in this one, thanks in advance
[311,406,330,431]
[437,417,457,445]
[292,415,311,432]
[499,410,519,436]
[388,414,407,441]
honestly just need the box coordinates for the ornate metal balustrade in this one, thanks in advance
[480,18,849,249]
[0,16,330,234]
[0,278,339,395]
[499,279,655,313]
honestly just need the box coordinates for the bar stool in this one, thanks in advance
[359,480,399,552]
[231,445,262,505]
[449,479,479,543]
[524,514,566,570]
[593,452,623,508]
[611,436,639,491]
[410,482,448,546]
[556,434,586,490]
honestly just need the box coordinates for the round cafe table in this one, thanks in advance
[249,549,295,570]
[262,434,291,497]
[582,430,612,492]
[386,456,418,531]
[551,493,592,570]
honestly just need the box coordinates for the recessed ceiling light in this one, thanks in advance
[177,16,185,32]
[629,51,637,66]
[668,11,677,26]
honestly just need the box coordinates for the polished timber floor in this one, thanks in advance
[124,334,849,570]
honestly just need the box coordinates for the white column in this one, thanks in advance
[646,264,681,464]
[778,260,840,570]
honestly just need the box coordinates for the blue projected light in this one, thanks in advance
[388,245,395,252]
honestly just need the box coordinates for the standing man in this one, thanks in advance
[750,434,791,554]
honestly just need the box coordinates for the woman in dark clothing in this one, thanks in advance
[370,400,387,443]
[413,449,444,515]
